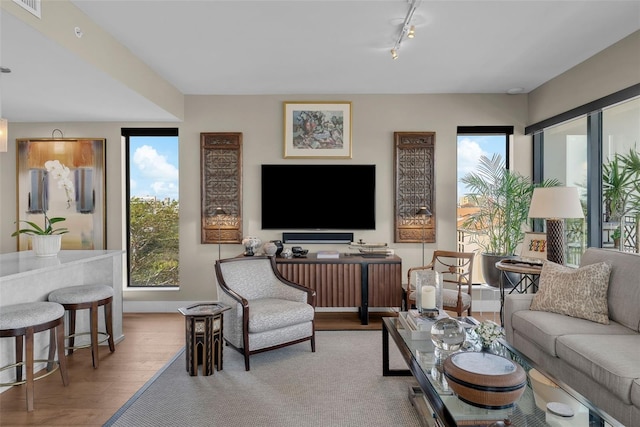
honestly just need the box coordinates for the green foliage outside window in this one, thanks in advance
[129,197,179,286]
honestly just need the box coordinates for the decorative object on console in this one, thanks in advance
[283,101,352,159]
[415,270,441,317]
[528,186,584,265]
[200,132,242,244]
[271,240,283,255]
[242,237,261,256]
[16,138,106,251]
[430,317,465,351]
[394,131,436,243]
[291,246,309,257]
[262,241,278,256]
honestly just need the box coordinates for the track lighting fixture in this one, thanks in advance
[390,0,421,60]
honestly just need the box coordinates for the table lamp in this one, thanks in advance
[213,207,226,260]
[527,187,584,265]
[416,206,432,266]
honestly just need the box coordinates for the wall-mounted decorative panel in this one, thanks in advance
[394,132,436,243]
[200,133,242,244]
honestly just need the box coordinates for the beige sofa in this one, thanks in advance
[505,248,640,427]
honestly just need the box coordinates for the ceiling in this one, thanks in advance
[1,0,639,123]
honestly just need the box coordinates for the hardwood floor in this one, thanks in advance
[0,310,497,426]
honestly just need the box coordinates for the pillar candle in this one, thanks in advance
[421,286,436,309]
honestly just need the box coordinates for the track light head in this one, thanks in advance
[407,25,415,39]
[390,48,398,60]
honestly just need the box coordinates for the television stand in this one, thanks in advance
[274,253,402,325]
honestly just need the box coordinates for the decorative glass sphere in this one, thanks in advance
[430,318,466,351]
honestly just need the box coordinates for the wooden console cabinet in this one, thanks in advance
[275,254,402,325]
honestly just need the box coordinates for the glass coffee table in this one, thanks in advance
[382,315,622,427]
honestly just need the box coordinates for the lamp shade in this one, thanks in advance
[528,187,584,219]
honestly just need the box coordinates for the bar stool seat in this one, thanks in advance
[48,284,115,369]
[0,302,69,411]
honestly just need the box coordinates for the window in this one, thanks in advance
[123,128,179,287]
[457,126,510,284]
[529,88,640,262]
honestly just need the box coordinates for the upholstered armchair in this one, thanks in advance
[214,256,316,370]
[404,250,475,317]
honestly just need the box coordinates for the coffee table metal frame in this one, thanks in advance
[382,316,622,427]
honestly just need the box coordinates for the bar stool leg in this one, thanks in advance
[56,321,69,385]
[25,327,34,412]
[90,302,99,368]
[105,299,115,352]
[47,328,56,372]
[15,335,23,382]
[68,309,77,356]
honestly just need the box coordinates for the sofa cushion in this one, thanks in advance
[530,260,611,324]
[248,298,314,333]
[556,334,640,405]
[632,379,640,409]
[511,310,635,356]
[580,248,640,332]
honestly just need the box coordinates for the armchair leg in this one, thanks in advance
[244,351,250,371]
[311,335,316,352]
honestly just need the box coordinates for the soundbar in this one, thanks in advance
[282,232,354,244]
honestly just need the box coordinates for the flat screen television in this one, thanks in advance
[261,164,375,230]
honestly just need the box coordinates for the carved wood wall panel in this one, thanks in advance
[394,132,436,243]
[200,132,242,244]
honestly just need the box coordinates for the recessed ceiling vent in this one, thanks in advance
[13,0,41,19]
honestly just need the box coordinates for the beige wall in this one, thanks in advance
[0,94,529,308]
[528,30,640,125]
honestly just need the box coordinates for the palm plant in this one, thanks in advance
[460,154,559,256]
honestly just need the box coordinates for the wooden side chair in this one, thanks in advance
[215,256,316,371]
[404,250,475,317]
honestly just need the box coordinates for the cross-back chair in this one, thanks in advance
[404,250,475,317]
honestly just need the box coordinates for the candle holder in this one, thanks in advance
[415,270,442,318]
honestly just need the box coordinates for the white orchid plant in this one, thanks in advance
[12,160,75,236]
[473,320,504,347]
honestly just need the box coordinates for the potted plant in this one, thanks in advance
[460,154,559,286]
[11,160,74,256]
[603,148,640,251]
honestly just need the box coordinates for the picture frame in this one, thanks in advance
[283,101,352,158]
[521,232,547,260]
[16,138,107,251]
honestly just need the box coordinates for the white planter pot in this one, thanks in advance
[31,234,62,257]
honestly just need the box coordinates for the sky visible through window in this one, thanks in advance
[457,135,506,199]
[129,136,179,200]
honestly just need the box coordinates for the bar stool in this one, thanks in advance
[0,302,70,411]
[48,284,115,368]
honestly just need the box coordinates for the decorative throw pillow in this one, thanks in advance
[530,261,612,324]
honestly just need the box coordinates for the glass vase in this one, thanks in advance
[415,270,442,317]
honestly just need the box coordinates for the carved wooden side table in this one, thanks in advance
[178,302,230,376]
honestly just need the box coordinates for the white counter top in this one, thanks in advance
[0,250,124,281]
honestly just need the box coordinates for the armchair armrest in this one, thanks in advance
[504,293,534,344]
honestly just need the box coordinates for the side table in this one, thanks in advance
[495,260,542,326]
[178,302,230,376]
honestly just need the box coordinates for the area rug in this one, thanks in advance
[104,330,420,427]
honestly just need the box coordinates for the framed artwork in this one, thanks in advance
[16,138,107,251]
[283,101,352,158]
[521,232,547,260]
